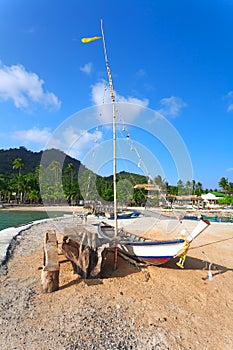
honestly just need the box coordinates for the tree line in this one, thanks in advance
[0,157,232,206]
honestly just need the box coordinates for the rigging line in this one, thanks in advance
[119,133,167,206]
[117,123,151,179]
[189,237,223,287]
[99,82,108,116]
[83,128,108,203]
[115,108,158,188]
[192,235,233,278]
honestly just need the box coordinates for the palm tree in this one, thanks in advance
[35,164,45,184]
[177,179,185,196]
[12,158,24,203]
[49,161,61,182]
[195,182,203,196]
[28,189,40,204]
[65,163,74,177]
[64,163,75,205]
[154,175,167,192]
[218,177,228,192]
[192,180,196,194]
[0,174,6,201]
[12,157,23,176]
[45,161,63,203]
[185,180,193,195]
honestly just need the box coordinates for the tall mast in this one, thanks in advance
[100,20,118,244]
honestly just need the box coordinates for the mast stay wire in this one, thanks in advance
[114,107,167,207]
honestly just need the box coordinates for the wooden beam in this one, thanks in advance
[41,230,60,293]
[61,230,107,279]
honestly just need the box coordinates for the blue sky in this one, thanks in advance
[0,0,233,189]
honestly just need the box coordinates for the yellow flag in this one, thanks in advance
[81,36,102,43]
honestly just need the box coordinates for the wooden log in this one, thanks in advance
[62,231,108,279]
[90,246,107,278]
[61,236,80,274]
[41,230,60,293]
[78,246,91,279]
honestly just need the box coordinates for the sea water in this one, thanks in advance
[0,210,65,231]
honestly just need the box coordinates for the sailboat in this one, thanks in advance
[86,20,210,268]
[98,219,210,267]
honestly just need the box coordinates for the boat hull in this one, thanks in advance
[201,214,233,223]
[119,239,186,266]
[108,211,140,220]
[98,222,187,266]
[98,219,210,266]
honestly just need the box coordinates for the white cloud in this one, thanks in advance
[91,80,149,123]
[224,91,233,112]
[227,167,233,172]
[91,79,149,106]
[136,68,146,77]
[73,129,103,155]
[10,125,103,157]
[12,127,52,144]
[158,96,187,117]
[91,80,110,105]
[0,63,61,110]
[80,62,93,75]
[226,91,233,98]
[46,126,103,159]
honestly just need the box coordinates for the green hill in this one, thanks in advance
[0,146,86,178]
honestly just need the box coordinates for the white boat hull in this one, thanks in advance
[98,219,210,266]
[119,239,187,265]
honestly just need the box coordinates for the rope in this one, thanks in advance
[115,110,167,205]
[187,234,233,296]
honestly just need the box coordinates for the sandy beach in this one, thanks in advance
[1,205,88,213]
[0,213,232,349]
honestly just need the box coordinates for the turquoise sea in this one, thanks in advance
[0,210,66,231]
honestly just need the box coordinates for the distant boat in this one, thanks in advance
[201,214,219,222]
[201,213,233,223]
[108,211,140,220]
[182,214,198,221]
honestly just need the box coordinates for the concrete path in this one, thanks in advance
[0,223,35,267]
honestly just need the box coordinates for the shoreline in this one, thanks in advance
[0,204,87,212]
[1,204,233,217]
[0,217,68,271]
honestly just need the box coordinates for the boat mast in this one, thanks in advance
[100,20,118,244]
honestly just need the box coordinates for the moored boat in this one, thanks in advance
[108,211,140,220]
[201,213,233,223]
[183,214,198,220]
[87,20,211,270]
[98,219,210,267]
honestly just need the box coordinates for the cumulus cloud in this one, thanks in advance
[72,129,103,156]
[225,91,233,112]
[0,63,61,110]
[80,62,93,75]
[158,96,187,117]
[91,79,149,106]
[91,80,149,123]
[12,127,52,144]
[45,125,103,159]
[11,125,103,158]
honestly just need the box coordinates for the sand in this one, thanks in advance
[0,214,232,349]
[1,204,87,212]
